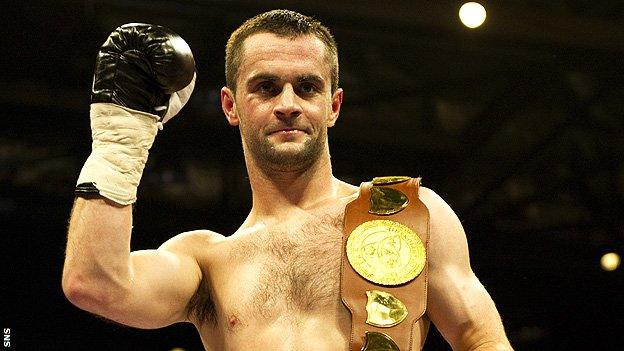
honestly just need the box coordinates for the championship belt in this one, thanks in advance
[341,176,430,351]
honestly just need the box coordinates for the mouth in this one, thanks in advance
[269,128,307,135]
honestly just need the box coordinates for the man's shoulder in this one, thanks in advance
[418,186,445,209]
[159,229,227,254]
[417,185,462,225]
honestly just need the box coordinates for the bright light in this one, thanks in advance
[600,252,621,271]
[459,2,487,29]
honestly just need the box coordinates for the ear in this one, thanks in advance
[326,88,343,128]
[221,87,239,126]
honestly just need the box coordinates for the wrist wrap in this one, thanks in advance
[76,103,159,205]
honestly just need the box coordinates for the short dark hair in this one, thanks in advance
[225,9,339,93]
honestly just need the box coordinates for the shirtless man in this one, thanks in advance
[62,10,513,350]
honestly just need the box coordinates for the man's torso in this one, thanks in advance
[184,193,428,350]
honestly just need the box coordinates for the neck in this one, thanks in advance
[243,148,346,224]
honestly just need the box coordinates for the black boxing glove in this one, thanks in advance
[91,23,195,119]
[76,23,196,205]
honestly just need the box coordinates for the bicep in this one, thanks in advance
[421,187,511,350]
[428,267,508,349]
[104,233,205,329]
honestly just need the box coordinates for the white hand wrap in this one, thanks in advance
[163,72,196,124]
[76,103,159,205]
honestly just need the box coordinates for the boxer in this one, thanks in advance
[62,10,513,350]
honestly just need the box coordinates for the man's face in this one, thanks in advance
[222,33,343,172]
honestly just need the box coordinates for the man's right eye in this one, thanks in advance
[257,82,275,94]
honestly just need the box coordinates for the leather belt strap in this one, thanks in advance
[341,177,430,351]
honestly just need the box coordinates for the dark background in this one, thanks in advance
[2,0,623,350]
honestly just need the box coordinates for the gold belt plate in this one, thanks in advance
[371,176,411,185]
[362,331,400,351]
[365,290,408,327]
[346,220,426,286]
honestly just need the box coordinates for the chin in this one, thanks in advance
[263,147,320,172]
[246,135,326,172]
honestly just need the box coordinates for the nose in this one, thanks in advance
[273,84,302,120]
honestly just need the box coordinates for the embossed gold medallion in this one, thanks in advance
[347,220,426,285]
[362,331,400,351]
[366,290,408,327]
[369,187,409,215]
[371,176,411,186]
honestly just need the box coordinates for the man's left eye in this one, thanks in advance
[299,83,317,94]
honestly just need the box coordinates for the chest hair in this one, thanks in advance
[238,211,345,319]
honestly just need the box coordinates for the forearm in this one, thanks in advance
[62,197,134,307]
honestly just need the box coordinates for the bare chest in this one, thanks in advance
[215,210,348,326]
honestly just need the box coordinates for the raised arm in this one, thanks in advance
[420,187,513,350]
[61,23,202,329]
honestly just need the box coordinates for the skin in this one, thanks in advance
[63,32,513,350]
